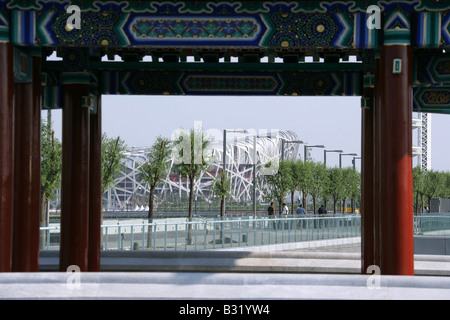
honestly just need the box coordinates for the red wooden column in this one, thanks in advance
[0,43,14,272]
[374,57,382,270]
[59,77,91,272]
[379,44,414,275]
[12,54,42,272]
[361,51,379,274]
[361,98,375,273]
[88,94,102,271]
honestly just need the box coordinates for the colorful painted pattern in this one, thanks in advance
[414,87,450,114]
[1,1,449,114]
[0,1,449,49]
[414,54,450,86]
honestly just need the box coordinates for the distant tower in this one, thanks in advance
[412,113,431,172]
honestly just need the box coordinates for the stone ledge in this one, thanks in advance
[2,272,450,300]
[39,249,450,276]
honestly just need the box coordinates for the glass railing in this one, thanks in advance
[40,214,362,251]
[414,213,450,236]
[40,212,450,251]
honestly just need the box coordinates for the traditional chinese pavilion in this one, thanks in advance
[0,0,449,275]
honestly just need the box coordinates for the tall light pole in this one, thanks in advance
[339,153,358,168]
[304,144,325,163]
[352,156,361,170]
[324,149,343,167]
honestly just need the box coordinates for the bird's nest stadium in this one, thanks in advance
[104,130,300,212]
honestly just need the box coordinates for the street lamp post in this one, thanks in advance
[304,144,325,163]
[324,149,343,167]
[338,153,358,213]
[352,156,361,170]
[339,153,358,168]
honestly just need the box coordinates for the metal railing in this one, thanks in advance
[414,213,450,236]
[40,214,361,251]
[40,213,450,251]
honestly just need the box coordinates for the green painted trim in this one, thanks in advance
[383,29,411,45]
[61,72,90,85]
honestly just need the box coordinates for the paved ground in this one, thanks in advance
[295,242,361,253]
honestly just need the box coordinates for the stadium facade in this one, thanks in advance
[104,130,300,211]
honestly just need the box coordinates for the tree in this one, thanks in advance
[260,160,292,214]
[341,167,360,213]
[413,166,425,213]
[40,117,62,248]
[101,134,127,196]
[212,168,232,241]
[423,169,446,210]
[139,136,172,219]
[444,172,450,198]
[212,168,231,218]
[437,171,450,199]
[139,136,172,247]
[286,160,303,214]
[299,160,314,212]
[172,128,211,243]
[325,167,345,213]
[346,168,361,212]
[308,161,327,214]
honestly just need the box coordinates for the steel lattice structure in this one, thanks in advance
[105,131,300,210]
[412,112,432,172]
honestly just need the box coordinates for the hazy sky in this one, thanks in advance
[45,94,450,172]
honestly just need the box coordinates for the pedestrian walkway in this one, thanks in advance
[38,237,450,276]
[2,237,449,300]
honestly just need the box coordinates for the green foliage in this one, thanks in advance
[423,169,447,208]
[285,160,306,212]
[342,167,360,202]
[101,134,127,195]
[41,118,62,202]
[139,136,172,218]
[445,172,450,198]
[139,136,172,189]
[308,161,328,213]
[260,160,292,213]
[212,169,231,198]
[212,169,232,217]
[257,158,361,214]
[413,166,425,213]
[172,128,211,180]
[172,128,212,218]
[412,167,450,212]
[324,167,345,212]
[413,166,425,196]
